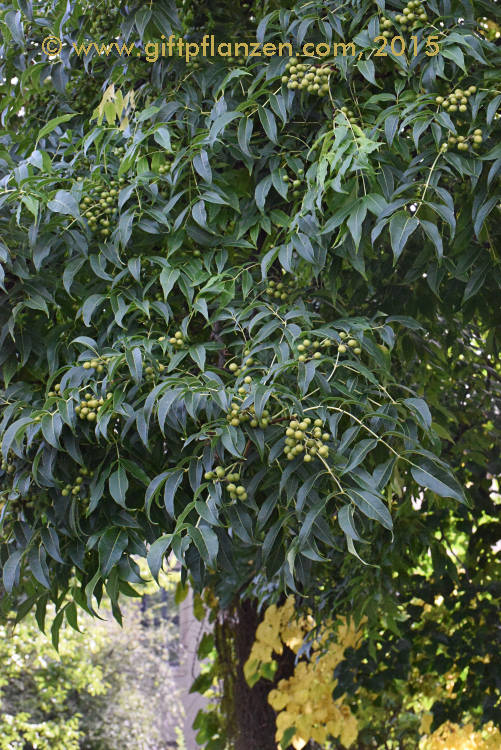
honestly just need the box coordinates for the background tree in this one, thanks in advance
[0,0,500,748]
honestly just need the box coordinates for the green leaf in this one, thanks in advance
[410,457,467,504]
[2,549,23,592]
[208,111,242,144]
[193,150,212,183]
[47,190,81,218]
[189,525,219,565]
[126,347,143,383]
[346,488,393,531]
[51,608,65,651]
[338,504,367,543]
[258,106,278,143]
[147,535,173,581]
[160,267,181,299]
[164,469,184,516]
[389,211,419,262]
[109,466,129,507]
[27,544,50,588]
[342,438,377,474]
[1,417,32,458]
[347,200,368,250]
[189,344,206,372]
[154,125,172,151]
[420,219,443,260]
[404,397,432,431]
[35,113,77,144]
[253,384,272,419]
[357,59,376,85]
[99,528,128,576]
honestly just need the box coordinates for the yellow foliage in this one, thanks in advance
[244,596,365,748]
[420,721,501,750]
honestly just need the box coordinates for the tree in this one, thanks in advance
[0,0,500,747]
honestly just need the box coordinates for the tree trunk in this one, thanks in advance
[216,598,297,750]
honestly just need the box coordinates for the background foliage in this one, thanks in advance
[0,568,183,749]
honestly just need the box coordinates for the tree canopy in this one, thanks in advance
[0,0,500,743]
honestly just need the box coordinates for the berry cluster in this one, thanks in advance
[435,86,477,118]
[82,355,112,373]
[158,330,186,349]
[340,106,358,125]
[337,332,361,355]
[145,362,166,383]
[1,455,15,474]
[283,418,330,463]
[203,466,248,500]
[393,1,428,30]
[447,129,484,152]
[157,152,176,194]
[80,179,125,237]
[226,400,271,428]
[282,167,305,198]
[75,392,112,422]
[61,465,94,502]
[47,382,62,398]
[86,0,122,36]
[264,277,297,301]
[282,58,331,96]
[228,349,254,379]
[227,55,246,66]
[296,337,332,363]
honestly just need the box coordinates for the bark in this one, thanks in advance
[216,598,298,750]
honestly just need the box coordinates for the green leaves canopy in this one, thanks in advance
[0,0,499,632]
